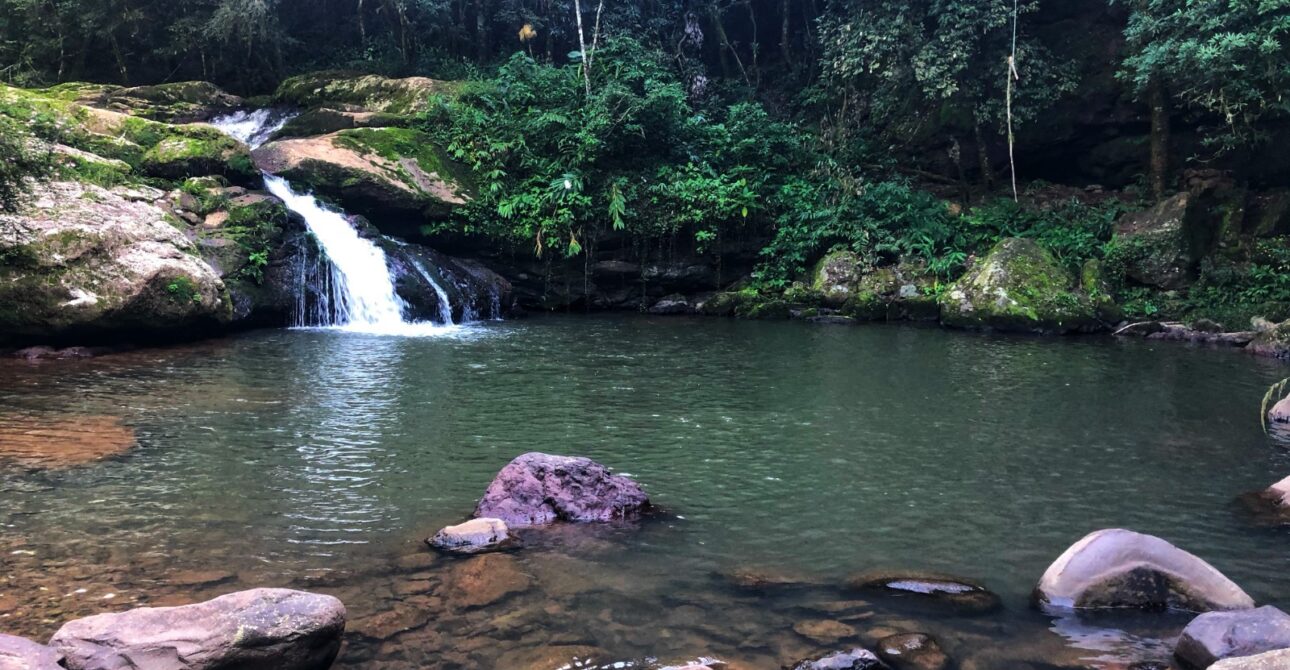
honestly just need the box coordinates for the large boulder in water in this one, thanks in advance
[938,238,1099,334]
[49,588,346,670]
[1034,528,1255,612]
[0,181,234,344]
[0,634,64,670]
[474,452,650,527]
[1174,606,1290,669]
[789,648,886,670]
[1211,649,1290,670]
[253,128,469,224]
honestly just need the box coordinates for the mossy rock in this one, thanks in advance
[838,262,940,322]
[1081,258,1124,323]
[273,71,458,115]
[737,299,793,320]
[699,291,748,317]
[939,237,1099,334]
[272,108,408,140]
[253,128,469,222]
[140,126,255,181]
[811,250,864,306]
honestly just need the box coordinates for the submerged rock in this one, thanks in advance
[1238,475,1290,525]
[428,518,514,555]
[1035,528,1255,612]
[938,238,1100,334]
[876,633,949,670]
[847,571,1001,615]
[0,634,64,670]
[49,588,346,670]
[1210,649,1290,669]
[794,619,858,645]
[1174,606,1290,669]
[474,452,650,527]
[0,414,136,468]
[789,648,886,670]
[443,553,532,609]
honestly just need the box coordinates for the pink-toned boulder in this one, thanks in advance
[49,588,345,670]
[1175,606,1290,669]
[474,452,650,527]
[0,634,64,670]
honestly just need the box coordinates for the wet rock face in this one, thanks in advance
[1210,648,1290,669]
[49,588,346,670]
[939,237,1100,334]
[1035,529,1255,612]
[790,648,886,670]
[0,634,64,670]
[428,518,514,555]
[474,452,650,527]
[847,572,1001,615]
[1174,606,1290,669]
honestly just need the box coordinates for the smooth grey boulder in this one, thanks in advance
[1211,649,1290,669]
[790,648,886,670]
[0,634,64,670]
[428,517,514,554]
[49,588,346,670]
[1175,607,1290,669]
[1035,529,1255,612]
[474,452,650,527]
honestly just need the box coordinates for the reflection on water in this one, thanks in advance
[1,316,1289,668]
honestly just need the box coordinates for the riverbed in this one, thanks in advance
[2,315,1288,668]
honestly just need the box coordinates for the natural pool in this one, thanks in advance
[2,315,1288,669]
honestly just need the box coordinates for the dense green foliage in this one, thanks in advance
[0,116,50,212]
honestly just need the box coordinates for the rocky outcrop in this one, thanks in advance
[273,71,454,115]
[1035,528,1255,612]
[271,108,408,141]
[49,588,346,670]
[1175,607,1290,669]
[840,262,939,322]
[789,648,886,670]
[939,238,1100,334]
[428,518,514,555]
[1247,318,1290,359]
[47,81,244,123]
[253,128,468,223]
[847,571,1001,615]
[0,634,64,670]
[474,452,650,527]
[1112,180,1243,291]
[1211,649,1290,670]
[811,250,865,306]
[0,182,231,343]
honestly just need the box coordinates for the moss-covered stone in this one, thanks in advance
[810,250,864,306]
[271,108,408,140]
[1081,258,1124,323]
[738,299,793,320]
[44,81,244,123]
[837,262,940,322]
[273,71,457,115]
[939,237,1099,334]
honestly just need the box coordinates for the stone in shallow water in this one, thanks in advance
[789,648,885,670]
[350,607,426,641]
[793,619,858,645]
[1034,528,1255,612]
[474,452,650,527]
[0,414,135,468]
[847,571,1001,615]
[167,569,236,588]
[494,645,604,669]
[877,633,949,670]
[49,588,346,670]
[443,553,532,609]
[0,634,64,670]
[1175,606,1290,669]
[1210,648,1290,669]
[427,518,514,555]
[1238,475,1290,525]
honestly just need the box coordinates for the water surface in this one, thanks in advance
[2,316,1287,668]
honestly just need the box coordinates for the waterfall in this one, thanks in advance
[209,111,480,335]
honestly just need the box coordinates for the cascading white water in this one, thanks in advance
[406,256,455,325]
[208,111,477,335]
[263,175,410,329]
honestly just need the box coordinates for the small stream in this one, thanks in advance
[1,316,1288,668]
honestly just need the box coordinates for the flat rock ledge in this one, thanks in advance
[1175,606,1290,669]
[1034,528,1255,612]
[0,633,64,670]
[428,517,515,555]
[473,452,650,527]
[49,588,346,670]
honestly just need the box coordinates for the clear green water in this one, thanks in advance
[2,316,1288,668]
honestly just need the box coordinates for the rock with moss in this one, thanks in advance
[939,238,1099,334]
[253,128,469,222]
[1246,317,1290,359]
[1080,258,1123,323]
[811,250,864,306]
[1111,185,1241,290]
[271,108,408,141]
[273,71,456,115]
[0,181,234,343]
[0,84,255,184]
[44,81,244,123]
[737,298,793,320]
[840,262,940,322]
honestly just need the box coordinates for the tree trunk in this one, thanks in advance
[708,4,732,79]
[973,122,993,192]
[1149,78,1171,201]
[573,0,591,94]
